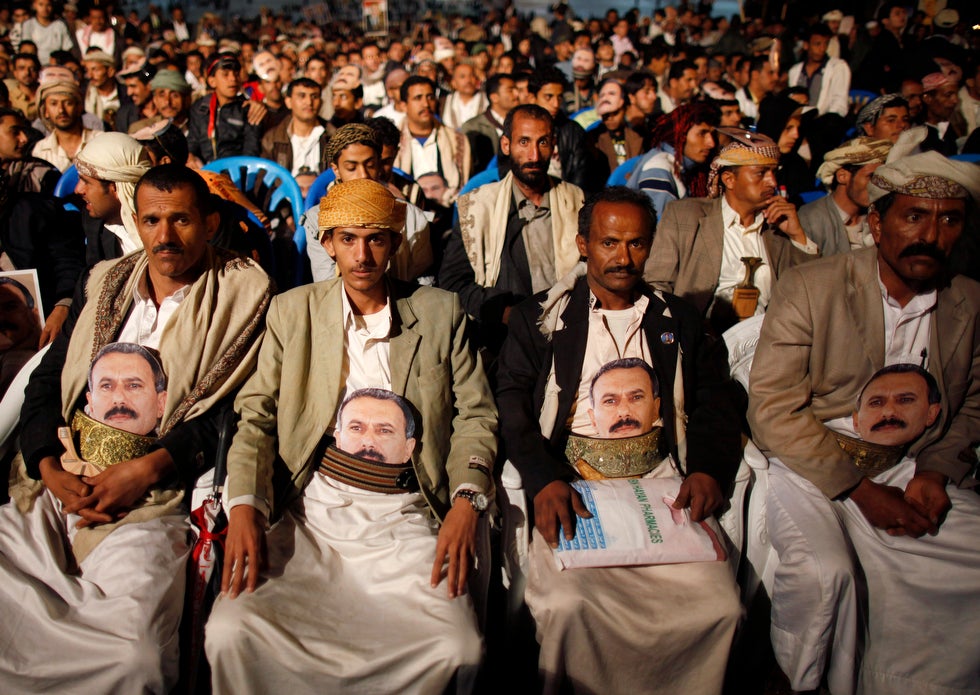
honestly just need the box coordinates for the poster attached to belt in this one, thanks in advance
[363,0,388,36]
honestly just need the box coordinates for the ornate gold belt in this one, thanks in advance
[58,409,157,475]
[565,428,666,480]
[834,431,906,478]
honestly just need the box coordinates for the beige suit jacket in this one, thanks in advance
[748,247,980,498]
[645,196,816,316]
[226,278,497,521]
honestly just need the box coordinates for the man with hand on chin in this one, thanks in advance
[646,127,819,334]
[206,178,496,694]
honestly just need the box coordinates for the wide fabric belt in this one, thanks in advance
[318,444,418,494]
[565,428,667,480]
[59,409,157,474]
[834,431,906,478]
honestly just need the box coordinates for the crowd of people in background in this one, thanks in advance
[0,0,977,693]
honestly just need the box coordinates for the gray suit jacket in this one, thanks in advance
[798,193,852,257]
[226,278,498,520]
[646,196,817,317]
[748,247,980,497]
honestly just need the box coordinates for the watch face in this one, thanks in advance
[473,493,489,511]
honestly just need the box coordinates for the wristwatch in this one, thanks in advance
[453,489,489,513]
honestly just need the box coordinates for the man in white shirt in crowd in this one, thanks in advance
[17,0,74,65]
[32,67,101,172]
[787,23,851,117]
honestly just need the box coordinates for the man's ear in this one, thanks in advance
[205,209,220,240]
[575,233,588,258]
[156,389,167,418]
[720,169,736,192]
[868,206,882,245]
[322,230,336,258]
[500,135,511,157]
[926,402,941,427]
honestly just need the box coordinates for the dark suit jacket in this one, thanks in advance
[496,276,742,505]
[0,194,85,310]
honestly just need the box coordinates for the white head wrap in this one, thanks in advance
[75,133,152,250]
[868,151,980,204]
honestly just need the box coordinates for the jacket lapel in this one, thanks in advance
[552,281,591,430]
[932,282,970,393]
[390,288,422,397]
[689,198,724,289]
[847,251,885,367]
[310,281,347,431]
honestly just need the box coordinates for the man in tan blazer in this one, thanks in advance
[645,128,818,333]
[748,152,980,695]
[206,179,497,693]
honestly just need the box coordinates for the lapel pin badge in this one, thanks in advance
[660,332,675,345]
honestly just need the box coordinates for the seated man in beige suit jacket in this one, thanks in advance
[206,179,497,694]
[645,128,819,334]
[748,152,980,695]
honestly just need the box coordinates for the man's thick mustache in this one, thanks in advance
[153,243,184,254]
[609,417,642,433]
[354,447,386,462]
[899,243,946,262]
[605,265,640,275]
[871,417,907,431]
[104,405,139,420]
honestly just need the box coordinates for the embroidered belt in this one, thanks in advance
[834,431,906,478]
[565,428,666,480]
[58,409,157,474]
[319,444,418,494]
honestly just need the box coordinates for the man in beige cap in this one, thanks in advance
[207,178,496,694]
[749,151,980,694]
[82,50,120,124]
[646,127,818,333]
[32,65,100,171]
[800,136,891,256]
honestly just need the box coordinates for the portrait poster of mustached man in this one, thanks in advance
[332,388,418,467]
[59,342,168,476]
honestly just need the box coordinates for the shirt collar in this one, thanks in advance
[512,180,552,213]
[341,282,392,337]
[133,266,190,305]
[587,289,649,314]
[875,261,937,315]
[721,194,764,234]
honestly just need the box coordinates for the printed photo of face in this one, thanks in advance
[588,360,661,439]
[852,367,940,448]
[85,344,167,436]
[335,389,417,464]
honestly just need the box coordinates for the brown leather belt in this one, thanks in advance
[318,444,418,494]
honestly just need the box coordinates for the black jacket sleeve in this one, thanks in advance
[495,297,575,501]
[437,217,515,327]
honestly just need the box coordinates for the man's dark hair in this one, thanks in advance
[135,122,190,166]
[877,0,906,23]
[805,23,834,41]
[625,70,657,97]
[578,186,657,240]
[643,40,670,64]
[12,52,40,71]
[306,53,329,69]
[88,342,167,394]
[829,163,864,190]
[589,357,660,406]
[49,50,75,66]
[339,387,416,439]
[484,72,514,101]
[528,67,568,95]
[134,164,214,216]
[365,115,401,151]
[399,75,436,103]
[667,59,696,83]
[748,55,771,77]
[285,77,320,97]
[857,363,941,409]
[0,106,26,126]
[866,95,909,127]
[501,103,553,140]
[0,276,35,309]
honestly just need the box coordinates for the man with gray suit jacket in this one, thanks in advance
[206,179,497,693]
[799,137,891,257]
[645,128,818,333]
[748,152,980,695]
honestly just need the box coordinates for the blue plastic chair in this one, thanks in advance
[54,165,80,211]
[848,89,878,115]
[458,166,501,197]
[951,153,980,163]
[203,156,307,284]
[607,156,642,186]
[800,190,827,204]
[304,169,336,211]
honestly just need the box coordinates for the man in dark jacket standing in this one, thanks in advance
[187,54,261,163]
